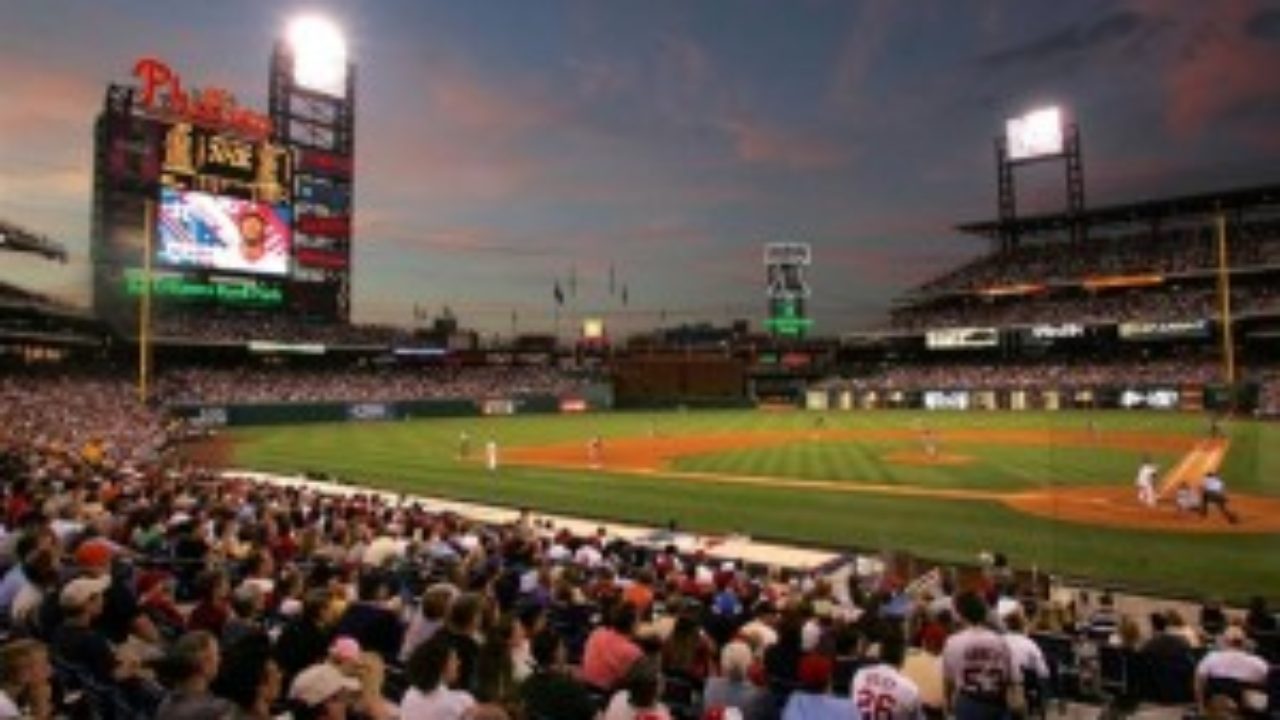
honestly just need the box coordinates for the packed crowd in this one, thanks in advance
[920,221,1280,296]
[819,359,1227,393]
[0,372,1277,720]
[152,315,407,346]
[156,366,588,405]
[1256,370,1280,418]
[890,285,1280,331]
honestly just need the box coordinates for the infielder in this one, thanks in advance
[1135,456,1158,507]
[485,437,499,473]
[587,434,603,469]
[458,430,471,460]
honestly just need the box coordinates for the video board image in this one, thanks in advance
[157,188,291,276]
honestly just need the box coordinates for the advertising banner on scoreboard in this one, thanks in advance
[926,327,999,350]
[1119,388,1180,410]
[924,391,970,410]
[157,188,291,276]
[1117,320,1210,341]
[1022,323,1087,346]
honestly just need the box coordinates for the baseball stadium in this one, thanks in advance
[2,4,1279,719]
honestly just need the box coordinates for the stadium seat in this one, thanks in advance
[1203,676,1269,719]
[1030,632,1082,700]
[1134,650,1196,706]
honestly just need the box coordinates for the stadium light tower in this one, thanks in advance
[996,104,1085,250]
[285,15,348,97]
[271,14,357,321]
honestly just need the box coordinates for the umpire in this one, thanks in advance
[1200,470,1239,524]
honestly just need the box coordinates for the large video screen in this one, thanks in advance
[157,189,291,276]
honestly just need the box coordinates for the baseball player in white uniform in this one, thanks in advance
[852,628,924,720]
[485,437,498,472]
[1135,456,1158,507]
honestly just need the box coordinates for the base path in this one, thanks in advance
[505,430,1280,535]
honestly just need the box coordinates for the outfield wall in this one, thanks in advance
[170,386,615,427]
[806,383,1258,412]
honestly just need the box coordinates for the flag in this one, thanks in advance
[609,262,616,296]
[569,263,578,299]
[621,284,629,306]
[553,280,564,306]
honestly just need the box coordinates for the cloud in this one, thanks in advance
[1153,0,1280,138]
[1245,8,1280,40]
[827,0,899,112]
[722,117,851,171]
[978,10,1150,67]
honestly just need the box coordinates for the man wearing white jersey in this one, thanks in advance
[1002,610,1049,704]
[1135,456,1158,507]
[852,626,923,720]
[1194,626,1269,715]
[943,591,1021,720]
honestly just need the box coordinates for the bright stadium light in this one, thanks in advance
[1006,106,1064,161]
[286,15,348,97]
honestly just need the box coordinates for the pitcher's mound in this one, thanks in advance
[884,451,974,467]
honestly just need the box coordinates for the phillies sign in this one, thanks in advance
[132,57,272,140]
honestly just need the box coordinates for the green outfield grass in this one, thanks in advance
[228,410,1280,602]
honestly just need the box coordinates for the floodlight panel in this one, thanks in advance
[287,16,348,97]
[1006,106,1064,161]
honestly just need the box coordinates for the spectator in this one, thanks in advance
[212,635,283,720]
[661,603,716,682]
[850,625,923,720]
[435,592,486,693]
[604,658,672,720]
[942,591,1020,720]
[582,602,644,691]
[276,588,337,687]
[1194,626,1269,715]
[474,614,524,713]
[520,629,599,720]
[782,654,854,720]
[0,639,54,720]
[702,640,774,720]
[1140,611,1192,660]
[188,570,232,637]
[52,576,126,683]
[289,663,360,720]
[155,631,237,720]
[400,583,456,663]
[401,637,477,720]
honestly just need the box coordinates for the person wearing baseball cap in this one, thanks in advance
[51,576,118,684]
[73,537,161,646]
[289,663,360,720]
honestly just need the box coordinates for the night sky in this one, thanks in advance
[2,0,1279,336]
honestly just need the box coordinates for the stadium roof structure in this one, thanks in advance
[957,182,1280,239]
[0,217,68,262]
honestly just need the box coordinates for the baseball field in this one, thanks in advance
[220,410,1280,602]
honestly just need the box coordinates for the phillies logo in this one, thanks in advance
[133,57,272,140]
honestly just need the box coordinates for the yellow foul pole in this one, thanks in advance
[1216,212,1235,388]
[139,198,154,403]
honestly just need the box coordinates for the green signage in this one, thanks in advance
[765,299,812,337]
[124,269,283,307]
